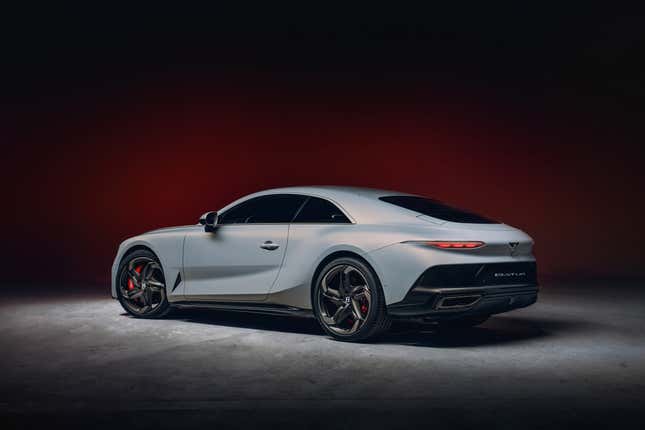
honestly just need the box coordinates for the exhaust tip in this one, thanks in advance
[437,295,481,309]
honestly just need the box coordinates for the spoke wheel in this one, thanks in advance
[118,252,169,318]
[313,257,390,341]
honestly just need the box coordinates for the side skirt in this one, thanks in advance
[172,301,314,318]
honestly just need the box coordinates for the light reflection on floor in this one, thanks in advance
[1,282,644,428]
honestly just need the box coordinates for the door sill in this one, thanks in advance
[172,301,313,318]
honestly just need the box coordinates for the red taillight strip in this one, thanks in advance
[425,241,485,249]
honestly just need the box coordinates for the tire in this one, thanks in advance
[312,257,391,342]
[437,314,489,330]
[116,249,172,319]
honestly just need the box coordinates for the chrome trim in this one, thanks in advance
[436,295,482,309]
[414,283,538,295]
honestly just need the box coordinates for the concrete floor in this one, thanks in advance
[1,281,644,429]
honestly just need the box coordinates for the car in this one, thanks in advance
[111,186,538,341]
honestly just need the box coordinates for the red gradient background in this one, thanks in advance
[4,75,644,285]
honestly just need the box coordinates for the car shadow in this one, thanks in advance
[162,308,592,348]
[165,308,324,335]
[378,316,582,347]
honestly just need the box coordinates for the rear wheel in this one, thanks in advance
[313,257,390,342]
[117,249,171,318]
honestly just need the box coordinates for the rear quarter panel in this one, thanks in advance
[273,221,536,307]
[269,223,426,308]
[367,225,535,304]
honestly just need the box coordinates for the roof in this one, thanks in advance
[257,185,408,198]
[221,186,419,224]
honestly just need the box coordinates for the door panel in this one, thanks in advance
[183,224,289,300]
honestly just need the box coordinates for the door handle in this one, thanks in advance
[260,241,280,251]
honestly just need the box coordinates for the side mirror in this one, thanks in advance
[198,211,218,232]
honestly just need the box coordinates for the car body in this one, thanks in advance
[111,186,538,339]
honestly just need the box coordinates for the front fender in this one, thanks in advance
[110,235,184,300]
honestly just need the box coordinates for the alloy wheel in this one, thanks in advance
[119,256,166,315]
[316,264,372,335]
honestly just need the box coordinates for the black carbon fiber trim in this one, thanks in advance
[387,262,538,318]
[416,262,537,288]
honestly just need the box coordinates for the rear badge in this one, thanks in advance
[494,272,527,278]
[508,242,519,256]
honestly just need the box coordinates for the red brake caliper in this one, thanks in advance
[127,265,143,290]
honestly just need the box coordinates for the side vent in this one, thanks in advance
[172,273,182,292]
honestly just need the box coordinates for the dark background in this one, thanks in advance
[3,5,644,286]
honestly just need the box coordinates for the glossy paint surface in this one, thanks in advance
[111,186,535,308]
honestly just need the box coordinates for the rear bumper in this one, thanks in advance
[387,283,538,319]
[386,261,539,320]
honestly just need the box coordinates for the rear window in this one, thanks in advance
[379,196,496,224]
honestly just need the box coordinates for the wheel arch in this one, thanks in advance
[121,244,157,259]
[309,250,384,304]
[111,240,165,299]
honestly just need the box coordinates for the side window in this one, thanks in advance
[218,199,256,224]
[292,197,351,223]
[219,194,307,224]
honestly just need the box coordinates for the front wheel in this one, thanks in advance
[313,257,390,342]
[117,249,171,318]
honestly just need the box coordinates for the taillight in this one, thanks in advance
[425,241,485,249]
